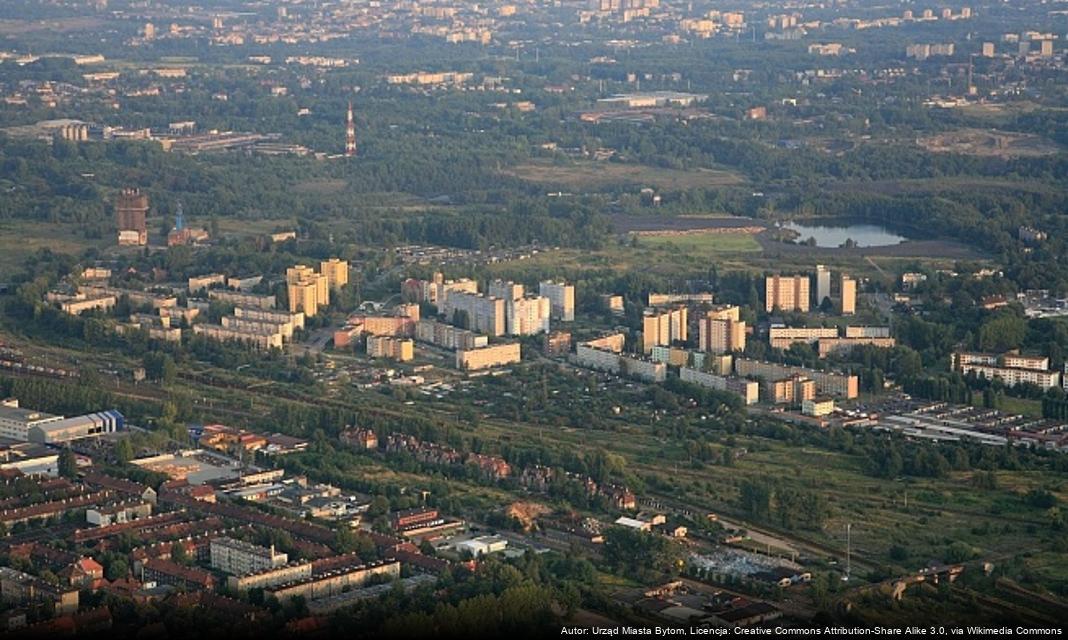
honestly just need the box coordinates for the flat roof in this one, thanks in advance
[0,405,60,424]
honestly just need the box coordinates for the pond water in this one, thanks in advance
[782,220,908,248]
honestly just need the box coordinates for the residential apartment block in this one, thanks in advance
[367,336,414,362]
[506,296,551,336]
[573,334,665,382]
[319,259,349,290]
[769,326,839,349]
[209,289,276,310]
[193,323,283,349]
[539,281,575,322]
[287,265,330,317]
[734,358,859,398]
[642,307,688,354]
[488,279,524,301]
[952,352,1061,389]
[414,320,488,351]
[815,265,831,306]
[647,292,715,306]
[679,367,759,405]
[841,275,856,315]
[456,343,521,371]
[698,306,746,354]
[765,275,810,312]
[442,291,506,336]
[210,537,288,576]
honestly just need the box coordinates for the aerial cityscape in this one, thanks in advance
[0,0,1066,637]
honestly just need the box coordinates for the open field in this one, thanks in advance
[502,160,745,190]
[918,128,1062,158]
[0,221,109,278]
[292,179,349,195]
[211,217,296,238]
[636,231,762,254]
[954,101,1061,123]
[611,213,764,234]
[993,396,1044,419]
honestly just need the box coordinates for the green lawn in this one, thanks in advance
[636,231,763,254]
[991,396,1044,418]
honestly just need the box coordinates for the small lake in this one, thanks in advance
[782,220,908,248]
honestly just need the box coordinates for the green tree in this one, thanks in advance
[58,447,77,478]
[114,439,134,464]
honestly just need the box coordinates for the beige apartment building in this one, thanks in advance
[367,336,414,362]
[698,306,745,354]
[265,560,400,602]
[234,307,305,330]
[414,320,487,351]
[221,315,295,340]
[188,273,226,292]
[734,358,858,398]
[210,537,288,576]
[209,289,276,310]
[456,343,522,371]
[60,296,117,316]
[319,259,349,290]
[841,275,856,315]
[764,375,817,405]
[287,265,330,317]
[193,323,283,350]
[769,326,839,349]
[228,562,313,593]
[765,275,810,312]
[642,307,688,353]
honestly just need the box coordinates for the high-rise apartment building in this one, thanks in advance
[698,306,746,354]
[841,275,856,315]
[488,280,524,301]
[815,265,831,307]
[287,265,330,317]
[115,188,148,246]
[442,291,505,336]
[641,307,687,353]
[506,296,551,336]
[765,275,810,313]
[539,281,575,322]
[320,259,349,290]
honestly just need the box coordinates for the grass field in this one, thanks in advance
[991,396,1044,419]
[637,231,762,255]
[503,160,745,191]
[212,217,297,238]
[0,220,109,278]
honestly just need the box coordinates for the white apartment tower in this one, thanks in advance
[539,281,575,322]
